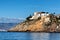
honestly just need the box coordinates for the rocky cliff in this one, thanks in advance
[8,12,60,32]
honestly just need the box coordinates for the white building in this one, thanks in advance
[29,12,49,20]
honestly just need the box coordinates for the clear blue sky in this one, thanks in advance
[0,0,60,18]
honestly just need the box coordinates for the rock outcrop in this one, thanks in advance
[8,12,60,32]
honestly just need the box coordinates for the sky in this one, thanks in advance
[0,0,60,19]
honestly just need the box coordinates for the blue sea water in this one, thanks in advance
[0,32,60,40]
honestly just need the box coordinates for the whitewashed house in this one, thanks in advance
[29,12,49,20]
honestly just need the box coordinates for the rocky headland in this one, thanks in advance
[8,12,60,32]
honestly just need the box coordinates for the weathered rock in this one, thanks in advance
[8,16,46,32]
[8,13,60,32]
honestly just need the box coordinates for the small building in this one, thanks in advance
[29,12,49,20]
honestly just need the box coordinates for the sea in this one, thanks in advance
[0,32,60,40]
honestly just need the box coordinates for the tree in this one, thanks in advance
[26,15,32,21]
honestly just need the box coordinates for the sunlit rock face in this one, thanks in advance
[8,12,60,32]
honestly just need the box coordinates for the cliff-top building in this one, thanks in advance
[29,12,50,20]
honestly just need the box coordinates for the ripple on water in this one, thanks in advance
[0,32,60,40]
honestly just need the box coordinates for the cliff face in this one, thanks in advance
[8,19,44,32]
[8,12,60,32]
